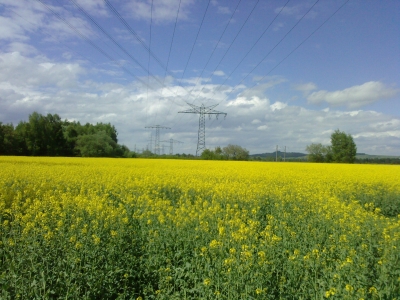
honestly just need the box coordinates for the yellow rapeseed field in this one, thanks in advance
[1,157,399,299]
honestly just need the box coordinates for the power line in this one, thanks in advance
[178,0,212,82]
[102,0,199,132]
[163,0,182,83]
[156,0,183,127]
[36,0,187,113]
[223,0,321,96]
[103,0,178,81]
[251,0,351,84]
[167,0,259,135]
[102,0,206,129]
[212,0,291,95]
[223,0,349,103]
[185,0,242,99]
[146,0,154,127]
[69,0,184,104]
[190,0,260,103]
[35,0,141,81]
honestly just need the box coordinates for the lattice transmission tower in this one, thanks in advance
[160,139,183,155]
[179,103,227,156]
[145,125,170,155]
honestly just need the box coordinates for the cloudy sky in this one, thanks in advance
[0,0,399,155]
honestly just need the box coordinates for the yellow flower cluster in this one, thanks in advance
[0,157,399,298]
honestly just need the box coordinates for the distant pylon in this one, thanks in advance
[145,125,170,155]
[179,103,227,156]
[161,139,183,155]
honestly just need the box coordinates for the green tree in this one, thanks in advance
[305,143,332,162]
[222,144,249,161]
[306,143,324,162]
[0,122,17,155]
[43,113,66,156]
[200,149,213,160]
[14,121,29,155]
[1,112,128,157]
[94,123,118,143]
[15,112,67,156]
[62,121,81,156]
[140,149,154,157]
[75,131,117,157]
[330,129,357,163]
[215,146,223,156]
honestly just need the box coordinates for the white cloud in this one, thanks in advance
[294,82,317,94]
[227,96,269,110]
[238,77,286,99]
[0,0,97,43]
[0,52,84,88]
[0,15,29,40]
[210,0,230,14]
[124,0,195,23]
[270,101,287,111]
[307,81,399,108]
[213,70,225,76]
[257,125,268,131]
[275,2,318,19]
[74,0,108,17]
[5,42,38,55]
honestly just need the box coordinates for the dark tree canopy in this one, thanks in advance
[75,131,118,157]
[331,130,357,163]
[0,112,130,157]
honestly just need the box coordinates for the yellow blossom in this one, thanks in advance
[203,278,211,286]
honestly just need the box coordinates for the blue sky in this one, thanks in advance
[0,0,399,155]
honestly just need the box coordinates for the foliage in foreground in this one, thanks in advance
[1,157,399,299]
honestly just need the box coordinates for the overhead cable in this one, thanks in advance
[222,0,350,104]
[214,0,292,94]
[103,0,177,80]
[190,0,260,102]
[69,0,184,104]
[185,0,242,98]
[179,0,212,81]
[226,0,320,92]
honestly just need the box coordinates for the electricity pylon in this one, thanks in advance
[179,103,227,156]
[145,125,170,155]
[161,139,183,155]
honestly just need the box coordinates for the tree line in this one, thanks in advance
[0,112,134,157]
[200,144,250,161]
